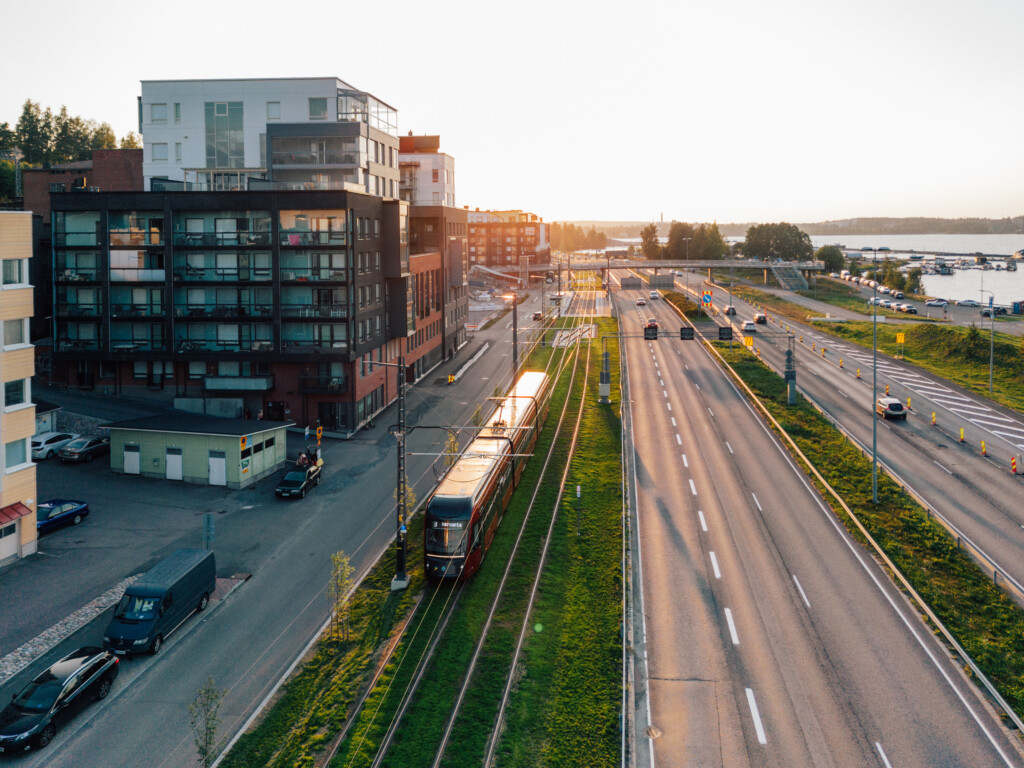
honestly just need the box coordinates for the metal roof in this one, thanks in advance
[105,414,293,437]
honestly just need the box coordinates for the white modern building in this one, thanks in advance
[398,134,456,208]
[139,77,400,196]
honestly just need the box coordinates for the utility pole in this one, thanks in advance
[374,354,411,590]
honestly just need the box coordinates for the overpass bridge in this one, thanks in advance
[478,259,826,291]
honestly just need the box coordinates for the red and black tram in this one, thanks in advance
[424,371,552,580]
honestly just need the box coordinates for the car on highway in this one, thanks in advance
[58,435,111,463]
[649,291,660,300]
[741,320,757,333]
[0,647,119,753]
[532,311,543,321]
[36,499,89,534]
[925,299,948,307]
[879,286,891,295]
[956,299,980,307]
[723,305,736,315]
[275,463,322,499]
[31,432,80,460]
[635,297,646,306]
[875,397,907,420]
[647,317,658,328]
[754,312,767,324]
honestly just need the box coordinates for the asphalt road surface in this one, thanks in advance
[620,283,1024,767]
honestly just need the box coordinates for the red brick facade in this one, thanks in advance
[23,149,143,224]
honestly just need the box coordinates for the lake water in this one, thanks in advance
[809,234,1024,306]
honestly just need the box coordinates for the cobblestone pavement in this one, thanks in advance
[0,574,140,686]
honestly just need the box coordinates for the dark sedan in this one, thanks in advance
[36,499,89,534]
[0,647,119,753]
[274,464,322,499]
[58,435,111,463]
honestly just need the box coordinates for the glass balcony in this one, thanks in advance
[299,376,348,394]
[279,266,348,282]
[111,304,164,318]
[204,374,275,391]
[279,231,348,247]
[173,232,273,247]
[280,303,348,319]
[173,304,274,319]
[57,268,100,283]
[57,338,102,352]
[172,264,273,282]
[58,303,103,317]
[109,213,164,246]
[109,338,166,352]
[282,339,348,352]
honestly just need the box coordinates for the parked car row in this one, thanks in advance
[0,549,216,753]
[867,297,917,314]
[31,432,110,462]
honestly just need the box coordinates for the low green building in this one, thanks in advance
[106,415,293,490]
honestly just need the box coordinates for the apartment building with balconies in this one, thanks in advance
[465,208,549,269]
[50,190,414,436]
[140,77,400,199]
[0,211,38,566]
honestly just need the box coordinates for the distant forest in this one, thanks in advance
[568,216,1024,240]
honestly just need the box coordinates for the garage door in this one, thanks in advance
[166,447,183,481]
[124,444,140,475]
[209,450,226,486]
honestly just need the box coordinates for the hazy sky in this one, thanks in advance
[3,0,1022,224]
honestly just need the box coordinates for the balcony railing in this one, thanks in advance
[172,266,272,282]
[110,339,166,352]
[110,269,166,282]
[55,233,99,247]
[298,375,348,394]
[57,269,99,283]
[272,151,359,166]
[204,374,275,391]
[176,339,275,353]
[280,232,348,247]
[174,305,273,319]
[110,231,163,246]
[279,267,348,282]
[57,339,102,352]
[280,304,348,319]
[111,304,164,318]
[59,303,102,317]
[172,232,272,247]
[282,339,348,352]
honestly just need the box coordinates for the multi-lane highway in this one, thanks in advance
[618,278,1024,767]
[686,276,1024,601]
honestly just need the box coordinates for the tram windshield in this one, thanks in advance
[425,496,471,556]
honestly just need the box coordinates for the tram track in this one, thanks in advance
[327,308,595,768]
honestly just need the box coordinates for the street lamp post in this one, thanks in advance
[372,355,411,590]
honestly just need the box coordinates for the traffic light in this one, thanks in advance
[680,327,694,340]
[718,326,733,341]
[644,325,658,340]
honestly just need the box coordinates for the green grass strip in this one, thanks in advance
[714,343,1024,719]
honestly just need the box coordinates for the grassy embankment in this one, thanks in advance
[730,286,1024,413]
[712,342,1024,720]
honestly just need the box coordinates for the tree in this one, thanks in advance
[329,550,356,640]
[0,122,14,151]
[905,267,922,295]
[742,222,813,261]
[697,222,728,260]
[52,107,93,163]
[0,161,15,202]
[188,678,225,768]
[640,223,661,260]
[91,122,118,150]
[15,100,53,165]
[666,221,695,261]
[118,130,141,149]
[814,245,845,273]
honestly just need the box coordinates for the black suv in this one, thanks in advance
[0,647,119,752]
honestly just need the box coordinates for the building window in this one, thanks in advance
[151,103,167,123]
[4,438,28,471]
[189,361,205,379]
[152,143,168,162]
[174,103,181,122]
[133,361,147,379]
[309,98,328,120]
[205,102,244,170]
[267,102,280,120]
[0,523,15,540]
[175,143,182,163]
[49,182,66,193]
[3,379,26,409]
[3,318,26,347]
[99,361,116,379]
[2,259,26,285]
